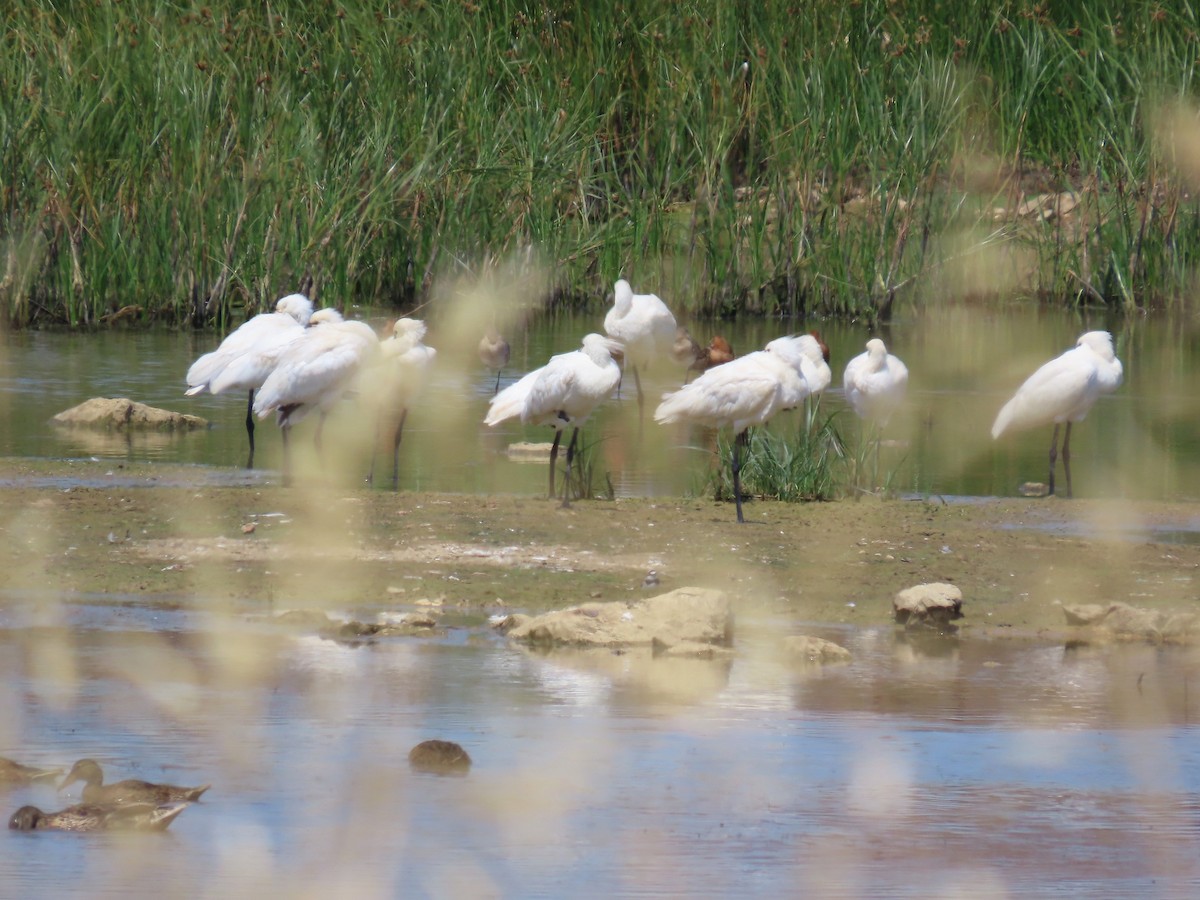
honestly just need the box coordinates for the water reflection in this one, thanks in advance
[1,603,1198,895]
[2,306,1200,500]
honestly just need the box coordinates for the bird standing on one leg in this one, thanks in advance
[484,333,623,507]
[655,334,827,523]
[478,328,510,395]
[843,338,909,488]
[370,318,437,490]
[603,279,677,419]
[991,330,1123,498]
[185,293,313,468]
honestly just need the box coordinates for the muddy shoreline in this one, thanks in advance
[1,458,1197,644]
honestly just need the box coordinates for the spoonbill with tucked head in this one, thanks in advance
[655,333,829,523]
[370,318,438,490]
[991,330,1123,497]
[843,338,908,426]
[604,279,677,417]
[184,293,313,467]
[253,309,380,485]
[485,333,623,506]
[477,328,511,395]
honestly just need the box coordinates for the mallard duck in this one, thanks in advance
[9,801,189,832]
[58,759,210,806]
[0,757,62,786]
[408,740,471,775]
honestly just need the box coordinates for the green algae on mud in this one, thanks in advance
[1,458,1197,639]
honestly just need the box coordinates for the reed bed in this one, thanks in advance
[2,1,1199,328]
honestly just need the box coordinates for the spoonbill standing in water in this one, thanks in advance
[184,293,313,468]
[603,279,677,417]
[655,333,829,523]
[991,330,1123,497]
[843,338,908,427]
[252,309,380,485]
[477,328,510,395]
[370,318,437,490]
[485,333,623,507]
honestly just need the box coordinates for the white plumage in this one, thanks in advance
[655,333,830,522]
[184,292,314,467]
[991,330,1123,497]
[371,318,438,489]
[603,279,677,415]
[843,338,908,426]
[485,332,623,505]
[252,309,381,484]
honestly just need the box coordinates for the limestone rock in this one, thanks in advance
[53,398,208,431]
[893,582,963,628]
[1062,603,1109,626]
[506,587,732,649]
[1066,601,1200,644]
[783,635,852,664]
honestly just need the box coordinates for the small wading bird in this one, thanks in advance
[655,333,830,523]
[671,328,736,384]
[604,279,677,417]
[485,333,623,507]
[9,802,190,832]
[477,328,511,395]
[253,309,380,485]
[0,757,61,786]
[184,292,314,468]
[59,758,210,805]
[991,330,1123,498]
[369,318,437,490]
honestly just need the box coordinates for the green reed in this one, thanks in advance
[3,1,1200,328]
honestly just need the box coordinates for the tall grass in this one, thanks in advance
[3,1,1200,328]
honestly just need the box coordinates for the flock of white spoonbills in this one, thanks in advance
[185,280,1123,522]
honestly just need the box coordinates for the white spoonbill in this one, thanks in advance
[991,330,1122,498]
[604,279,677,417]
[253,309,381,485]
[370,318,438,490]
[477,328,510,395]
[184,292,313,467]
[843,338,908,426]
[484,333,623,506]
[655,333,828,523]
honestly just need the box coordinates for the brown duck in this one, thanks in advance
[0,757,62,786]
[59,759,210,806]
[9,801,189,832]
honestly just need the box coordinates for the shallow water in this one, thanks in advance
[2,305,1199,501]
[1,599,1198,897]
[3,306,1200,896]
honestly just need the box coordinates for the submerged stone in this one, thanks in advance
[409,740,471,775]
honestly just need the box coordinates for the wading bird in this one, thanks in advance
[655,333,829,523]
[843,338,908,427]
[484,333,623,507]
[370,318,437,490]
[843,337,908,489]
[477,328,510,395]
[9,802,190,832]
[991,330,1123,498]
[184,292,313,468]
[672,328,736,384]
[604,279,677,417]
[59,758,210,806]
[253,309,381,485]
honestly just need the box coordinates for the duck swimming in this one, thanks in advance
[9,801,189,832]
[58,759,210,806]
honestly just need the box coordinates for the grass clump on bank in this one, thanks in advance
[3,1,1200,328]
